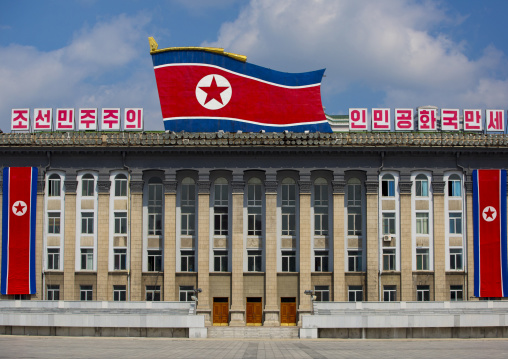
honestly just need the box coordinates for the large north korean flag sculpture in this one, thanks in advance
[2,167,38,295]
[473,169,508,297]
[149,38,331,133]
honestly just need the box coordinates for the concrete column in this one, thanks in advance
[332,178,346,301]
[298,178,312,324]
[129,178,144,301]
[163,176,177,301]
[96,179,111,300]
[197,177,211,325]
[263,177,279,326]
[432,180,446,301]
[63,178,77,300]
[365,179,379,301]
[465,178,476,300]
[399,180,412,301]
[230,177,245,326]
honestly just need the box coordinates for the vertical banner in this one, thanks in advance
[1,167,38,295]
[473,169,508,297]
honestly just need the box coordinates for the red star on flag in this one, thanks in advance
[199,76,229,105]
[14,202,25,214]
[484,207,495,219]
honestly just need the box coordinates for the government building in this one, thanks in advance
[0,129,505,326]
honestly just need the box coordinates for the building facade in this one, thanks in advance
[0,131,505,326]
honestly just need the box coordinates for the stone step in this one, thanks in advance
[207,326,300,339]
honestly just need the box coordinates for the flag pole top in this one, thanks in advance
[148,37,247,62]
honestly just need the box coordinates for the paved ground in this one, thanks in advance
[1,336,508,359]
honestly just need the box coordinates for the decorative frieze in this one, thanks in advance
[163,181,177,194]
[399,181,413,194]
[331,181,346,194]
[298,181,312,194]
[198,181,211,194]
[129,180,144,194]
[264,181,278,194]
[432,181,446,194]
[64,180,78,193]
[97,180,111,193]
[231,181,245,194]
[365,181,379,194]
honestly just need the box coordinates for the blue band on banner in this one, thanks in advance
[501,169,508,297]
[152,51,325,87]
[163,118,333,133]
[29,167,37,294]
[1,168,8,295]
[473,170,480,297]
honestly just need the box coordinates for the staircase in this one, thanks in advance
[207,326,299,339]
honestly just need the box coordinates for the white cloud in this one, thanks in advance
[204,0,508,111]
[0,13,163,131]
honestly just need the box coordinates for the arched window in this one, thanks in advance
[247,178,262,236]
[181,177,196,236]
[313,178,328,236]
[81,174,95,197]
[281,178,296,236]
[381,174,395,197]
[214,178,229,236]
[48,173,61,197]
[448,174,461,197]
[114,174,127,197]
[148,178,163,235]
[415,174,428,197]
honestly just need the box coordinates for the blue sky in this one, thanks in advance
[1,0,508,131]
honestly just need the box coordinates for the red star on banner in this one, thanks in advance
[199,76,229,105]
[14,202,25,214]
[484,207,495,219]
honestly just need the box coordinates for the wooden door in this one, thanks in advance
[246,298,262,325]
[213,297,229,326]
[280,297,296,326]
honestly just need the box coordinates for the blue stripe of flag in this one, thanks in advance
[29,167,37,294]
[501,170,508,296]
[1,168,8,295]
[473,170,480,297]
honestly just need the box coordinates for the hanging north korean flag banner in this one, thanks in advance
[473,169,508,297]
[1,167,38,295]
[150,45,331,133]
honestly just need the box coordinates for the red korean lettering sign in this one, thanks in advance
[395,109,414,131]
[464,110,482,131]
[124,108,143,131]
[418,108,437,131]
[349,108,368,131]
[372,108,391,130]
[33,108,53,131]
[441,109,459,131]
[78,109,98,130]
[101,108,121,131]
[55,109,74,131]
[11,109,30,131]
[486,110,505,132]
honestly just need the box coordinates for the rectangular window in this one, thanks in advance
[80,248,93,270]
[113,285,126,301]
[450,285,463,301]
[314,184,329,236]
[281,183,296,236]
[383,248,396,271]
[81,212,94,234]
[348,286,363,302]
[347,183,361,207]
[82,178,94,197]
[416,213,429,234]
[147,250,162,271]
[416,248,429,270]
[47,285,60,301]
[382,179,395,197]
[47,248,60,270]
[181,210,196,236]
[383,285,396,301]
[449,213,462,234]
[314,285,330,302]
[214,250,228,272]
[115,178,127,197]
[314,250,329,272]
[415,178,428,197]
[48,177,61,197]
[281,250,296,272]
[382,213,396,235]
[179,285,194,302]
[145,285,161,301]
[114,248,127,270]
[80,285,93,301]
[247,250,262,272]
[181,250,195,272]
[214,207,228,235]
[347,207,362,236]
[448,179,461,197]
[48,212,60,234]
[148,183,163,235]
[181,180,196,236]
[114,212,127,234]
[214,182,229,236]
[416,285,430,301]
[450,248,463,270]
[348,250,362,272]
[247,183,262,236]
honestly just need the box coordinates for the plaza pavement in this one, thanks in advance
[1,336,508,359]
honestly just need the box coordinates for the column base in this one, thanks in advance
[297,307,311,327]
[263,308,280,327]
[229,309,246,326]
[196,308,212,327]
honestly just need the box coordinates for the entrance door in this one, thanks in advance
[280,297,296,326]
[246,297,262,326]
[213,297,229,326]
